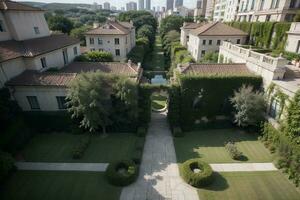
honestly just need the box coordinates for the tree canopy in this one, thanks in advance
[284,90,300,138]
[159,15,184,36]
[48,15,74,34]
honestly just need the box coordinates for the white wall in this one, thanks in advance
[0,12,13,41]
[0,58,26,87]
[4,11,50,41]
[12,86,68,111]
[286,23,300,53]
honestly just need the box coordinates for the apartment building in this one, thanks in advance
[85,19,136,61]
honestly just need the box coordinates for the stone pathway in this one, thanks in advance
[120,112,199,200]
[210,163,277,172]
[16,162,108,172]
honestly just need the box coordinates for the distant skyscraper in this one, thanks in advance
[166,0,174,11]
[153,6,156,11]
[146,0,151,10]
[139,0,144,10]
[111,6,117,11]
[162,6,166,12]
[103,2,110,10]
[174,0,183,8]
[99,5,103,10]
[121,7,125,11]
[126,1,137,11]
[157,6,160,12]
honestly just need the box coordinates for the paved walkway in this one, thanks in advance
[210,163,277,172]
[120,112,199,200]
[16,162,108,172]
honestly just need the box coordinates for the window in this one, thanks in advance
[34,27,40,34]
[98,38,103,45]
[269,99,280,119]
[209,40,212,45]
[266,15,271,21]
[90,38,94,45]
[90,48,95,51]
[217,40,221,45]
[40,57,47,68]
[125,37,128,44]
[296,40,300,53]
[202,40,206,45]
[27,96,40,110]
[259,0,265,10]
[56,96,67,110]
[201,50,206,56]
[115,49,120,56]
[63,49,68,65]
[236,39,241,44]
[187,36,190,41]
[0,20,5,32]
[115,38,120,45]
[73,47,78,55]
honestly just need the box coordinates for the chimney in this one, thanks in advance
[108,16,116,22]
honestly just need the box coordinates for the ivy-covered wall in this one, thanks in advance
[226,22,291,51]
[169,75,262,131]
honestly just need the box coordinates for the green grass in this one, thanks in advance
[0,171,120,200]
[198,172,300,200]
[151,94,167,110]
[174,129,273,163]
[143,36,166,71]
[22,133,137,163]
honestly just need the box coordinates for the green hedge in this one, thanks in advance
[72,135,91,159]
[180,159,214,188]
[105,160,139,186]
[0,151,15,183]
[178,75,262,131]
[168,84,181,127]
[127,37,150,64]
[138,84,153,127]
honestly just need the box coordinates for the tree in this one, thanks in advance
[70,26,91,45]
[159,15,184,36]
[86,51,113,62]
[0,151,15,182]
[48,15,74,34]
[200,52,219,63]
[230,85,266,127]
[137,24,155,44]
[294,11,300,22]
[284,90,300,138]
[67,72,113,134]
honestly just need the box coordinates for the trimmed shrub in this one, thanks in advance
[168,84,181,127]
[225,142,243,160]
[131,149,143,164]
[173,127,184,137]
[136,127,147,137]
[0,151,15,183]
[72,135,91,159]
[180,159,214,188]
[105,160,138,186]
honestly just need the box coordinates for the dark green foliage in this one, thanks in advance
[179,75,262,131]
[193,120,233,130]
[48,15,74,34]
[74,51,113,62]
[225,142,243,160]
[131,137,145,164]
[127,37,150,64]
[294,11,300,22]
[138,84,153,127]
[168,84,181,127]
[284,90,300,138]
[72,135,91,159]
[136,127,147,137]
[0,151,15,183]
[180,159,214,188]
[172,127,184,137]
[159,15,184,37]
[261,123,300,186]
[250,22,274,48]
[70,25,91,45]
[105,160,138,186]
[272,23,291,51]
[199,52,219,63]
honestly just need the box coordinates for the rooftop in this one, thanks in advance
[190,22,248,36]
[0,0,43,11]
[86,20,134,35]
[178,63,253,76]
[0,34,80,63]
[6,61,141,87]
[182,22,205,29]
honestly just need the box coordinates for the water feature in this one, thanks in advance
[151,75,167,85]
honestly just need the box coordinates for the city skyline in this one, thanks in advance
[16,0,198,9]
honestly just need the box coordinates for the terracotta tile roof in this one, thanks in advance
[179,63,252,76]
[0,34,80,62]
[190,22,248,36]
[182,22,204,29]
[6,70,76,87]
[86,20,132,35]
[0,0,43,11]
[61,62,140,77]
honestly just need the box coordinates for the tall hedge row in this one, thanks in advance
[170,75,262,131]
[226,22,291,51]
[138,84,153,127]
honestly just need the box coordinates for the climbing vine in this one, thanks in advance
[272,23,291,51]
[267,83,289,119]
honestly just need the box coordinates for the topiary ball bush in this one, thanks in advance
[105,160,138,186]
[180,159,214,188]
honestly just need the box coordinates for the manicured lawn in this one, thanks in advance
[198,172,300,200]
[0,171,121,200]
[151,94,167,110]
[22,133,137,163]
[143,36,166,71]
[174,129,273,163]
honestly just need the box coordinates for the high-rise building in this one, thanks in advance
[205,0,215,19]
[153,6,156,11]
[126,1,137,11]
[103,2,110,10]
[121,7,125,11]
[196,0,202,8]
[157,6,160,12]
[162,6,166,12]
[174,0,183,8]
[139,0,144,10]
[111,6,117,11]
[146,0,151,10]
[166,0,174,11]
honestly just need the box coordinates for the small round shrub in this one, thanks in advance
[105,160,138,186]
[180,159,214,188]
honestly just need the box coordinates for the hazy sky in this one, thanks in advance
[17,0,198,9]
